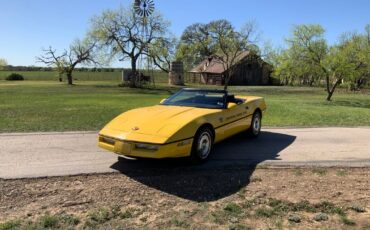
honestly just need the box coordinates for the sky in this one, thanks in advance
[1,0,369,67]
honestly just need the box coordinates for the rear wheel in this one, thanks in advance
[248,111,262,138]
[190,126,214,163]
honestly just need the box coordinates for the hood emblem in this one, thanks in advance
[132,126,140,131]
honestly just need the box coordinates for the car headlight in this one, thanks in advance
[100,136,116,145]
[135,143,159,151]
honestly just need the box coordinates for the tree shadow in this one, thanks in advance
[328,100,370,109]
[110,131,296,202]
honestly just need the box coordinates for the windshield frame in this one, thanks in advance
[161,88,228,109]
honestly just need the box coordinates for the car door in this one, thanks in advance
[214,102,249,142]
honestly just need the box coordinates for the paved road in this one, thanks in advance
[1,128,370,179]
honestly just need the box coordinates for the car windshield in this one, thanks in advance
[161,89,226,109]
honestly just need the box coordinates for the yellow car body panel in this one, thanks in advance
[98,95,266,159]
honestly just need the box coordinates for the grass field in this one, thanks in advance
[0,70,171,83]
[0,80,369,132]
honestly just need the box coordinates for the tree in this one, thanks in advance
[273,46,324,86]
[274,24,370,100]
[0,58,8,70]
[177,23,215,69]
[37,39,97,85]
[147,35,177,73]
[333,30,370,90]
[353,25,370,89]
[209,20,256,90]
[89,6,170,87]
[274,25,337,100]
[178,19,259,89]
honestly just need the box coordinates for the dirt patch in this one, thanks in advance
[1,167,370,229]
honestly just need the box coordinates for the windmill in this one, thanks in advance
[134,0,155,18]
[133,0,156,87]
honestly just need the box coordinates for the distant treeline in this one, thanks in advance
[1,65,122,72]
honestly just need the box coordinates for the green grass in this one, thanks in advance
[0,81,171,132]
[255,207,276,218]
[0,80,369,132]
[337,169,348,177]
[340,216,356,226]
[266,199,346,216]
[0,220,21,230]
[230,86,370,127]
[224,203,243,215]
[312,168,328,176]
[0,214,80,230]
[84,207,123,228]
[229,224,251,230]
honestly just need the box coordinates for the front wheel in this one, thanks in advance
[248,111,262,138]
[190,127,214,163]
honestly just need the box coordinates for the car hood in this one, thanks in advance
[100,105,216,141]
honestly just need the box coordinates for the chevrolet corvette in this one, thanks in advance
[98,88,267,162]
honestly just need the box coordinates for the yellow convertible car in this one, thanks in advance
[98,88,266,162]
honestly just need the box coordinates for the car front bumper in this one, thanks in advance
[98,135,193,159]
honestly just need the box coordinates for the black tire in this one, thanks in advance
[248,111,262,138]
[190,126,214,163]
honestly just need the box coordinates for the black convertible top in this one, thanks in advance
[182,88,228,94]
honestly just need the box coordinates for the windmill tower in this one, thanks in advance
[133,0,156,87]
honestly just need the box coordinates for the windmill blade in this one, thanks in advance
[133,0,155,18]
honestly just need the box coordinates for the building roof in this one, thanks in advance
[189,51,251,74]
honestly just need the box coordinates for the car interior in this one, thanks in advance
[163,90,245,109]
[226,94,245,105]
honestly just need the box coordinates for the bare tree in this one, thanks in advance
[37,39,97,85]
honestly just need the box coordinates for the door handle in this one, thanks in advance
[245,106,249,110]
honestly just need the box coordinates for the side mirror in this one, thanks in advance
[160,99,167,104]
[227,102,237,109]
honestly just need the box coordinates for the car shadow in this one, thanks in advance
[110,131,296,202]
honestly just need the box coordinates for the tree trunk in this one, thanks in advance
[309,75,315,87]
[223,69,232,90]
[326,78,341,101]
[66,72,73,85]
[355,77,366,90]
[326,90,334,101]
[130,58,137,88]
[223,73,230,90]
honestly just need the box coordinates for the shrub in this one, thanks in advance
[340,216,356,226]
[288,214,301,223]
[6,73,24,81]
[0,220,21,230]
[313,213,328,222]
[255,207,276,218]
[350,205,366,213]
[88,208,112,224]
[39,215,59,228]
[224,203,243,215]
